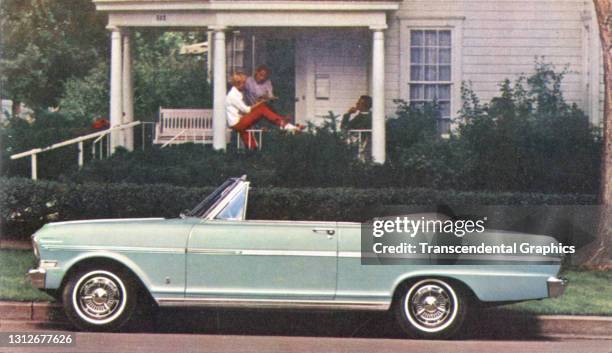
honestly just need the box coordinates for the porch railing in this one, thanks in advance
[348,129,371,160]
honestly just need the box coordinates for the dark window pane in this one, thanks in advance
[437,85,451,100]
[411,65,423,81]
[439,65,451,81]
[439,30,451,46]
[424,66,437,81]
[410,84,424,100]
[425,85,437,100]
[411,30,423,46]
[425,30,437,46]
[411,48,423,63]
[439,48,451,64]
[425,48,437,64]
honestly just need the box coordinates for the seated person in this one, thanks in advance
[341,95,372,131]
[226,72,300,150]
[244,65,276,106]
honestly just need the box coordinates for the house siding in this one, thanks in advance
[384,0,603,126]
[297,30,371,123]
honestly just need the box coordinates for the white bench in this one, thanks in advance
[154,108,229,145]
[154,107,264,149]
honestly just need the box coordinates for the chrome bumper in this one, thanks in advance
[547,276,567,298]
[27,268,46,289]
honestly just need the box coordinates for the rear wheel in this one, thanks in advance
[395,278,468,339]
[62,268,136,331]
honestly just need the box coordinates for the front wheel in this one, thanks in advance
[394,278,469,339]
[62,268,136,331]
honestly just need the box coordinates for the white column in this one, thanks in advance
[206,31,213,84]
[122,30,134,150]
[109,27,123,153]
[212,27,227,150]
[371,27,386,163]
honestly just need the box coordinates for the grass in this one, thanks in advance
[502,267,612,316]
[0,250,610,315]
[0,249,53,302]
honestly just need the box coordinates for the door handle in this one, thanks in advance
[312,228,335,236]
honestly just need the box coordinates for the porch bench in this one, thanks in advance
[153,107,261,148]
[154,108,230,145]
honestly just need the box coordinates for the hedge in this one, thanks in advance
[0,177,598,241]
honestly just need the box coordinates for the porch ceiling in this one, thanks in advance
[94,0,400,28]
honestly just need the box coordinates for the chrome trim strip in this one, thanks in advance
[338,251,362,258]
[42,244,185,254]
[188,249,242,255]
[156,297,390,311]
[49,218,164,226]
[187,248,337,257]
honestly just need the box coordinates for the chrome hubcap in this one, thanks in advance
[77,276,122,320]
[409,284,452,328]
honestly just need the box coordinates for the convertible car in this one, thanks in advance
[28,176,566,339]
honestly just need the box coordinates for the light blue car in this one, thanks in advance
[28,176,566,338]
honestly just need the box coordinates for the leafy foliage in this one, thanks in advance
[456,62,601,193]
[59,31,212,124]
[0,177,596,239]
[0,0,107,108]
[0,111,89,178]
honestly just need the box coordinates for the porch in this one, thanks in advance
[94,0,400,163]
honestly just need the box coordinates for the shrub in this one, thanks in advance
[0,177,596,240]
[457,62,601,193]
[0,110,90,179]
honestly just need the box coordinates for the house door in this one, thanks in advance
[264,38,296,120]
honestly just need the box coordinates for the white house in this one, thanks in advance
[92,0,604,163]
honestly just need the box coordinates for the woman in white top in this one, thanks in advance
[226,72,299,149]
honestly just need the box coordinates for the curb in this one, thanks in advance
[1,301,611,338]
[0,301,64,322]
[0,239,32,250]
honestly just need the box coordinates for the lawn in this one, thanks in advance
[502,268,612,316]
[0,249,53,302]
[0,249,610,315]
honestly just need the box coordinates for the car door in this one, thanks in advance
[186,220,338,300]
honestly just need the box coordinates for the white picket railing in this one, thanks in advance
[10,121,146,180]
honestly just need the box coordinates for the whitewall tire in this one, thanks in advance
[395,278,469,339]
[63,268,137,331]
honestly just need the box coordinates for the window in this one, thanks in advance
[409,29,452,135]
[215,184,248,221]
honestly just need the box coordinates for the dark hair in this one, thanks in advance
[255,65,270,73]
[360,95,372,110]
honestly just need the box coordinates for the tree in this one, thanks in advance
[0,0,107,109]
[59,31,211,123]
[585,0,612,267]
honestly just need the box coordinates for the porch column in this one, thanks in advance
[370,27,386,163]
[211,27,227,150]
[109,26,123,153]
[122,30,134,150]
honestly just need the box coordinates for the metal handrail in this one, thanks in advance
[10,121,143,180]
[161,129,187,148]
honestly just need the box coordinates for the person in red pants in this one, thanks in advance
[226,72,301,149]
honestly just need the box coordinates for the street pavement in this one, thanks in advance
[1,308,610,353]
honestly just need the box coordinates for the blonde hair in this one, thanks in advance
[231,72,248,86]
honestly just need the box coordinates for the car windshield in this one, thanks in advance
[185,178,239,218]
